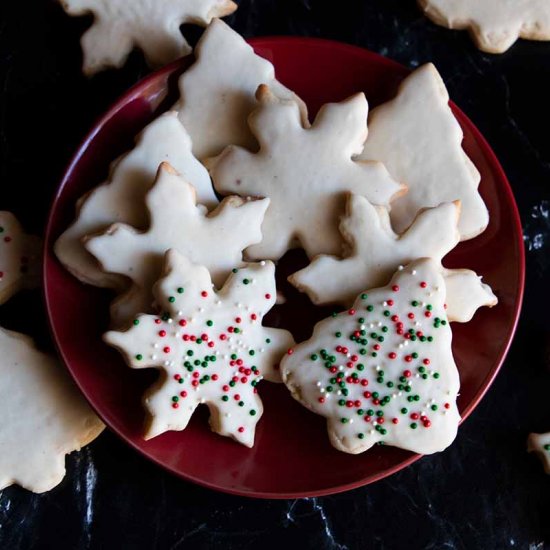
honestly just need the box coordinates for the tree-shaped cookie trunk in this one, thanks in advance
[282,259,461,455]
[105,249,295,447]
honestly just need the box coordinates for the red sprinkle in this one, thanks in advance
[392,285,399,292]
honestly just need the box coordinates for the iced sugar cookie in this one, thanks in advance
[211,84,403,261]
[175,19,308,160]
[55,112,217,289]
[0,328,104,493]
[105,249,295,446]
[282,258,461,455]
[419,0,550,54]
[60,0,237,74]
[0,212,42,305]
[85,163,269,327]
[528,432,550,474]
[290,196,497,322]
[359,64,488,241]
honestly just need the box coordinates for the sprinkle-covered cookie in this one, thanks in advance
[0,328,104,493]
[211,84,403,261]
[281,259,461,455]
[290,195,497,322]
[528,432,550,474]
[105,249,295,446]
[55,112,216,290]
[85,162,269,327]
[0,212,42,305]
[60,0,237,75]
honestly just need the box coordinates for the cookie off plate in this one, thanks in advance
[44,37,524,498]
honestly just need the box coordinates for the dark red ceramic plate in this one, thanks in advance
[44,38,524,498]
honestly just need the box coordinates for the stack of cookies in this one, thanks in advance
[55,20,499,457]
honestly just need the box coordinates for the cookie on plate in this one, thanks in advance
[105,249,295,446]
[282,258,461,455]
[211,84,404,261]
[0,328,104,493]
[528,432,550,474]
[55,112,216,290]
[85,162,269,327]
[60,0,238,74]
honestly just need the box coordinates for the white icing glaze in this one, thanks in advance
[281,259,461,455]
[0,328,104,492]
[60,0,237,74]
[211,84,403,261]
[290,195,497,322]
[359,63,488,240]
[105,249,294,447]
[85,162,269,327]
[528,432,550,474]
[175,19,308,160]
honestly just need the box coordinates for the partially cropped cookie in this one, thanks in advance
[55,112,216,290]
[359,63,488,241]
[0,212,42,305]
[0,328,104,493]
[282,259,461,455]
[419,0,550,54]
[85,162,269,327]
[175,19,308,160]
[105,249,295,446]
[211,84,403,261]
[289,195,497,323]
[528,432,550,474]
[60,0,237,74]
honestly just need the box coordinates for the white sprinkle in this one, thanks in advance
[177,310,183,316]
[260,261,266,266]
[339,365,344,371]
[225,413,231,418]
[153,344,159,349]
[260,348,265,353]
[198,307,204,313]
[398,265,404,271]
[151,354,157,360]
[412,270,417,275]
[349,418,354,424]
[337,390,342,396]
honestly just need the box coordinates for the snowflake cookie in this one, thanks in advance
[85,162,269,327]
[211,84,403,261]
[0,328,104,492]
[175,19,308,160]
[105,249,295,446]
[281,258,461,455]
[0,212,42,305]
[55,112,216,290]
[528,432,550,474]
[289,196,497,323]
[419,0,550,54]
[60,0,237,74]
[359,63,488,241]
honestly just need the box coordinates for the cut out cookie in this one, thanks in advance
[0,328,104,493]
[281,259,461,455]
[419,0,550,54]
[528,432,550,474]
[0,212,42,305]
[60,0,237,75]
[55,112,216,289]
[105,249,294,446]
[175,19,308,160]
[211,85,403,261]
[289,196,497,322]
[85,163,269,327]
[358,63,488,241]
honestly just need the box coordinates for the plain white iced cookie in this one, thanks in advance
[419,0,550,54]
[85,163,269,327]
[0,328,104,493]
[289,196,497,323]
[0,212,42,305]
[359,63,488,241]
[55,112,216,289]
[528,432,550,474]
[211,84,404,261]
[175,19,308,160]
[60,0,237,75]
[281,258,461,455]
[105,249,295,446]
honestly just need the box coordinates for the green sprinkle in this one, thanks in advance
[168,296,176,303]
[250,410,256,416]
[133,319,140,326]
[410,423,418,429]
[135,354,143,361]
[358,433,365,439]
[222,395,229,401]
[243,278,250,285]
[206,320,213,327]
[361,293,368,300]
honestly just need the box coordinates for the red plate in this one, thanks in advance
[44,38,524,498]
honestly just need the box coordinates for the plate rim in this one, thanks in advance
[43,36,525,499]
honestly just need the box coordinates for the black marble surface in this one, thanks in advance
[1,1,549,548]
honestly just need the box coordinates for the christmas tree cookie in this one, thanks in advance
[85,162,269,327]
[289,195,497,322]
[281,259,461,455]
[105,249,295,447]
